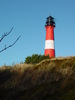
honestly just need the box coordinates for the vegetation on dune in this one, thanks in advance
[25,54,50,64]
[0,56,75,100]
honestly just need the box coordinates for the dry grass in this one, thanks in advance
[14,63,33,73]
[0,56,75,100]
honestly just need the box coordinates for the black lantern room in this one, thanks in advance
[45,16,55,27]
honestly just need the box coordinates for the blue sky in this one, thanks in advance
[0,0,75,66]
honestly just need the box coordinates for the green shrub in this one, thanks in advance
[25,56,31,64]
[25,54,50,64]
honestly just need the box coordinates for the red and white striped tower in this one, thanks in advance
[45,16,55,58]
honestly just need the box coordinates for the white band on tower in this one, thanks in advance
[45,40,54,49]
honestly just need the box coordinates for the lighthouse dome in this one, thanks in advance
[45,16,55,27]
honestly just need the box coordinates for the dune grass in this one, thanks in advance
[0,57,75,100]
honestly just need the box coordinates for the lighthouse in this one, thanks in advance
[44,16,55,58]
